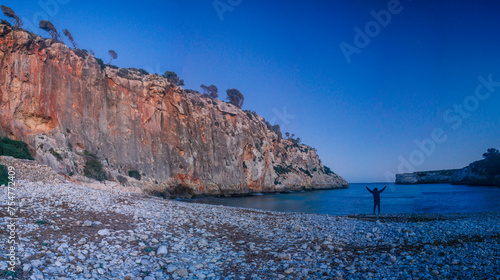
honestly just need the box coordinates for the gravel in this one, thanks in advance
[0,157,499,279]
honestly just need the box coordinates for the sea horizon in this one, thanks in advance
[189,183,500,216]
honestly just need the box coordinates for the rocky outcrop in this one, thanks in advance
[0,25,348,196]
[395,169,461,185]
[396,161,500,186]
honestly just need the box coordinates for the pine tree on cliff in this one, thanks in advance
[200,84,218,99]
[483,148,500,160]
[39,20,60,41]
[1,5,22,28]
[483,148,500,177]
[226,88,244,108]
[163,71,184,86]
[63,29,78,49]
[108,50,118,65]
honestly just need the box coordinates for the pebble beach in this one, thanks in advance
[1,157,499,280]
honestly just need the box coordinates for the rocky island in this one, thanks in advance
[0,24,347,197]
[396,148,500,186]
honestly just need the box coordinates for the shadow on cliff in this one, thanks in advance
[144,182,195,199]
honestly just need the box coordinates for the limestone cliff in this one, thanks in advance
[0,25,348,196]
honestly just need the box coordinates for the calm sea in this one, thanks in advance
[188,183,500,215]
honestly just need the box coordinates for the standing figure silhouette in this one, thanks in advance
[366,185,387,215]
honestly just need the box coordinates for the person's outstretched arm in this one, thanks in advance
[366,186,373,193]
[380,186,387,193]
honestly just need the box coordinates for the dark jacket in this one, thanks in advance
[366,186,386,204]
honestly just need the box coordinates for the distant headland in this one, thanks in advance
[396,148,500,186]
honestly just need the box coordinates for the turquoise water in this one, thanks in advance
[189,183,500,215]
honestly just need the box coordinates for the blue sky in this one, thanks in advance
[4,0,500,183]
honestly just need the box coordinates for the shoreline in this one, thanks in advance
[182,185,349,199]
[1,178,499,279]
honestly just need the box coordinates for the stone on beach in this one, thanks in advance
[157,245,168,255]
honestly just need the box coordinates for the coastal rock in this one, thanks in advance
[0,24,348,197]
[175,268,188,277]
[82,221,92,227]
[157,245,168,255]
[278,253,292,260]
[396,161,499,186]
[98,229,111,236]
[395,169,460,184]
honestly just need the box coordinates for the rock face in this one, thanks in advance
[396,162,499,186]
[395,170,461,185]
[0,25,348,196]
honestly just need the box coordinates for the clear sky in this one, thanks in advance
[4,0,500,183]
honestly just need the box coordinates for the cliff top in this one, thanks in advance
[0,23,317,153]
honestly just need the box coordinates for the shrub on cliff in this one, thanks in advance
[62,29,78,49]
[128,68,149,75]
[483,148,500,160]
[270,124,282,140]
[73,49,88,59]
[49,148,63,162]
[1,19,11,27]
[201,84,218,99]
[0,164,8,186]
[1,5,22,28]
[163,71,184,86]
[226,88,244,108]
[83,151,107,181]
[244,110,256,120]
[289,137,301,145]
[117,175,128,185]
[482,148,500,177]
[108,50,118,65]
[117,68,130,78]
[0,137,34,160]
[95,58,106,70]
[128,170,141,180]
[274,164,293,176]
[39,20,60,41]
[185,89,201,94]
[323,165,335,175]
